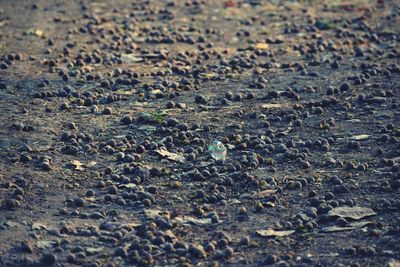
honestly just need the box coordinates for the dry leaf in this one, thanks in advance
[86,161,97,168]
[226,144,236,150]
[114,90,137,95]
[155,149,185,163]
[321,221,373,233]
[256,229,295,237]
[255,43,269,50]
[121,54,143,63]
[199,73,218,79]
[174,216,212,226]
[150,89,163,95]
[346,119,362,123]
[260,103,284,109]
[32,223,47,230]
[70,160,85,171]
[349,134,370,141]
[164,230,177,240]
[252,189,277,199]
[100,221,140,231]
[4,221,21,227]
[70,160,96,170]
[387,259,400,267]
[127,222,141,228]
[86,247,104,254]
[328,206,377,220]
[37,240,56,249]
[119,183,137,189]
[228,199,242,205]
[264,201,275,207]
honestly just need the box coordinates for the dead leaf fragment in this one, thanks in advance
[256,229,295,237]
[70,160,85,171]
[252,189,277,199]
[70,160,97,171]
[32,223,47,230]
[37,240,56,249]
[321,221,373,233]
[349,134,370,141]
[255,43,269,50]
[86,161,97,168]
[5,221,22,227]
[114,89,137,95]
[328,206,377,220]
[260,103,286,109]
[164,230,177,240]
[174,216,213,226]
[121,54,144,63]
[150,89,163,95]
[155,149,185,163]
[228,199,242,205]
[387,259,400,267]
[119,183,137,189]
[86,247,104,255]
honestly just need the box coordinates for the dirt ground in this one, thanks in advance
[0,0,399,266]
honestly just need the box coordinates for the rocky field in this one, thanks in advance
[0,0,399,266]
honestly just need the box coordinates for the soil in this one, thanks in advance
[0,0,399,266]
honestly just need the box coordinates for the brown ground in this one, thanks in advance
[0,0,399,266]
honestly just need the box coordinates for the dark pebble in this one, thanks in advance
[339,82,350,91]
[74,197,86,207]
[41,253,57,265]
[195,94,207,104]
[102,107,112,115]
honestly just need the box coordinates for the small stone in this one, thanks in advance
[121,116,132,125]
[86,189,95,197]
[224,247,234,258]
[60,103,71,110]
[108,185,118,195]
[20,153,32,162]
[74,197,86,207]
[239,207,247,215]
[166,101,175,108]
[4,198,19,210]
[189,245,206,258]
[264,254,278,264]
[114,246,128,258]
[339,82,350,91]
[102,107,112,115]
[167,118,178,127]
[142,198,152,207]
[41,253,57,265]
[66,254,76,263]
[195,94,207,104]
[40,162,52,171]
[239,236,250,246]
[20,241,34,253]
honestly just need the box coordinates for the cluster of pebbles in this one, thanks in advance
[0,0,399,266]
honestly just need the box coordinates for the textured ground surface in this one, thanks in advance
[0,0,399,266]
